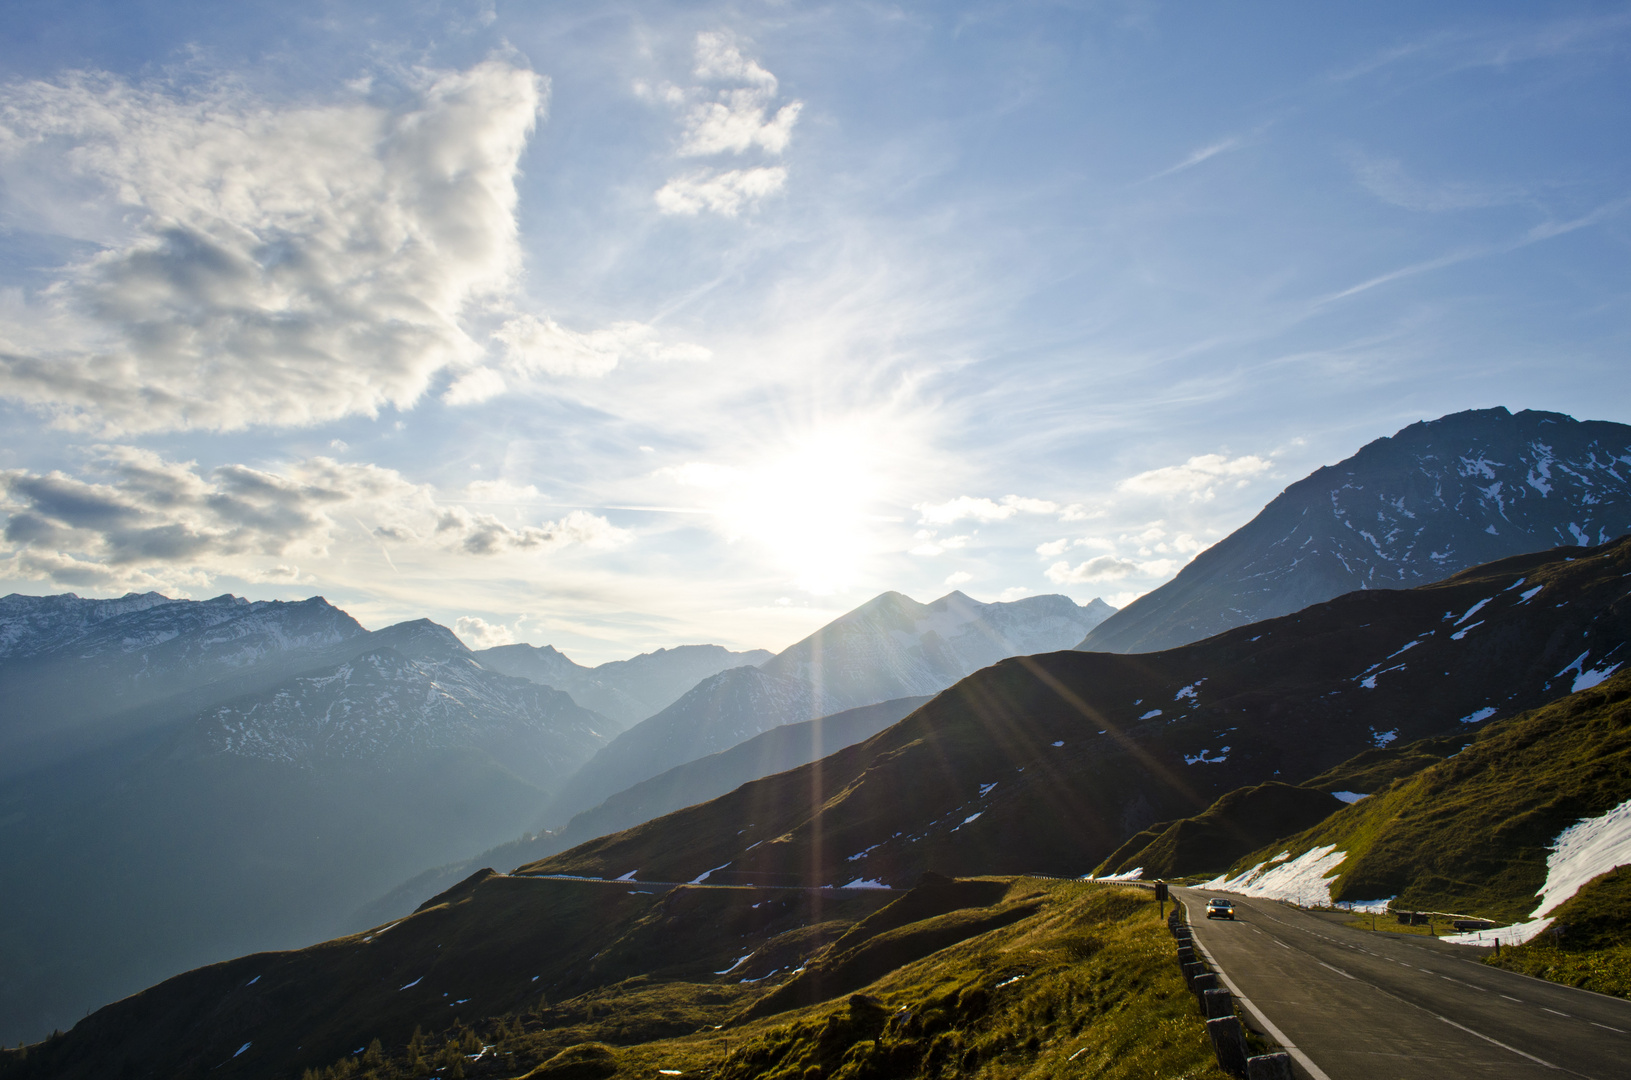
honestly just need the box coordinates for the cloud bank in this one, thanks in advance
[0,61,544,432]
[0,450,627,591]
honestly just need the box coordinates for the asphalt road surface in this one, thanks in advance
[1174,887,1631,1079]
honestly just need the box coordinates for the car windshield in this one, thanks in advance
[1208,900,1229,906]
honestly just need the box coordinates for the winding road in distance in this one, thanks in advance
[1175,887,1631,1079]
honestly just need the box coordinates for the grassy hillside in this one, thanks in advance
[520,538,1631,891]
[1211,668,1631,923]
[0,876,1228,1080]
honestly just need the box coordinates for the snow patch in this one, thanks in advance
[1445,797,1631,946]
[1457,707,1497,725]
[1518,585,1544,603]
[715,951,755,975]
[1331,791,1369,804]
[1574,662,1623,693]
[234,1043,252,1059]
[1093,867,1143,881]
[1051,740,1065,748]
[614,869,640,882]
[399,977,423,991]
[690,862,732,885]
[1450,622,1482,641]
[1454,598,1492,625]
[1139,709,1163,720]
[840,878,890,890]
[1334,897,1394,915]
[1202,845,1348,907]
[1372,729,1397,747]
[979,782,998,797]
[1184,747,1230,765]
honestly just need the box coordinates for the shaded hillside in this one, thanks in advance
[0,876,1224,1080]
[523,537,1631,891]
[539,591,1110,828]
[1095,733,1471,879]
[1080,407,1631,654]
[1208,667,1631,923]
[349,696,932,931]
[1094,782,1345,879]
[475,642,772,727]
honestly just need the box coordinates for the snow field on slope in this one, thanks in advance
[1201,845,1353,908]
[1444,796,1631,946]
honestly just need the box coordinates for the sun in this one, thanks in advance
[674,422,895,594]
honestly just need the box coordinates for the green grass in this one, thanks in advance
[286,880,1231,1080]
[1214,670,1631,924]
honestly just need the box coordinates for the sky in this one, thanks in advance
[0,1,1628,663]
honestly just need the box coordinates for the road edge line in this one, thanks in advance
[1187,928,1335,1080]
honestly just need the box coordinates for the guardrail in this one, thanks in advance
[1168,899,1299,1080]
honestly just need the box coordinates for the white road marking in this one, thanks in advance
[1541,1008,1570,1018]
[1436,1015,1560,1070]
[1319,961,1356,980]
[1501,995,1522,1002]
[1591,1022,1625,1034]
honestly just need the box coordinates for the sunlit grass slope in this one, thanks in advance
[0,877,1227,1080]
[1215,669,1631,923]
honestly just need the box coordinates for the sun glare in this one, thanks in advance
[678,425,892,594]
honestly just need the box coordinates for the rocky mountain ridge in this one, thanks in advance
[1079,407,1631,653]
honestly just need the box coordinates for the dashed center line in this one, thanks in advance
[1501,995,1522,1003]
[1541,1008,1570,1018]
[1591,1022,1625,1034]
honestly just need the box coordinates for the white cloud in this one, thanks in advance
[491,314,710,379]
[915,494,1059,525]
[455,615,514,649]
[442,367,508,405]
[0,61,546,432]
[1036,538,1070,557]
[944,570,972,586]
[655,166,788,217]
[653,32,801,217]
[0,449,628,591]
[1117,453,1272,502]
[679,90,802,157]
[693,30,779,87]
[1045,555,1143,585]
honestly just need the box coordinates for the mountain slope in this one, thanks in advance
[0,873,1221,1080]
[348,696,934,932]
[1079,407,1631,653]
[538,591,1111,827]
[522,536,1631,891]
[476,642,772,727]
[1202,667,1631,924]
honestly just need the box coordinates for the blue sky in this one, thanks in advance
[1,1,1628,662]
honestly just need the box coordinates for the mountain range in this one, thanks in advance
[473,642,772,726]
[534,591,1115,828]
[1080,407,1631,653]
[5,405,1631,1059]
[525,536,1631,888]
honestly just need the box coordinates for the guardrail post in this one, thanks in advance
[1192,972,1220,1001]
[1182,961,1205,988]
[1246,1051,1294,1079]
[1202,987,1233,1020]
[1206,1015,1249,1077]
